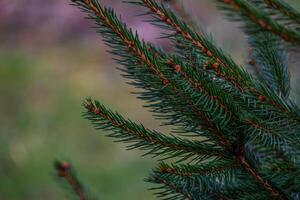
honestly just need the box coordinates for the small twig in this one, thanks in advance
[55,161,89,200]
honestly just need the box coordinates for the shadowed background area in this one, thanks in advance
[0,0,299,199]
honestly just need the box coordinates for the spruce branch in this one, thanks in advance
[217,0,291,98]
[147,173,194,200]
[244,141,300,196]
[139,0,248,91]
[163,56,292,151]
[166,36,298,146]
[218,0,300,45]
[157,160,240,177]
[54,161,97,200]
[161,56,238,145]
[71,0,235,147]
[83,98,225,161]
[154,159,286,199]
[149,161,257,200]
[82,95,288,198]
[215,0,300,149]
[165,55,297,154]
[72,0,298,152]
[136,0,300,165]
[256,0,300,28]
[173,31,300,128]
[136,0,300,123]
[66,0,300,199]
[248,32,290,97]
[237,156,285,199]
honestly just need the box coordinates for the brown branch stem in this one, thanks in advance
[55,161,88,200]
[238,156,285,200]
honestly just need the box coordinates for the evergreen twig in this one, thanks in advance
[83,98,224,161]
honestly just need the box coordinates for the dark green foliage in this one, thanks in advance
[253,0,300,30]
[216,0,300,45]
[83,99,224,161]
[216,0,292,97]
[59,0,300,199]
[148,161,264,200]
[248,32,290,97]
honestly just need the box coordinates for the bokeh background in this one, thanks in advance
[1,1,299,199]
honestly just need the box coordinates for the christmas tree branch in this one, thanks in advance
[157,161,240,177]
[139,0,248,90]
[148,174,194,200]
[244,141,300,196]
[137,0,298,118]
[149,166,235,199]
[215,0,300,143]
[164,55,293,150]
[138,0,299,155]
[71,0,234,147]
[224,1,292,98]
[157,159,285,199]
[68,1,300,199]
[73,0,298,183]
[136,4,290,197]
[147,0,300,133]
[145,46,234,146]
[71,0,168,84]
[74,0,295,166]
[83,98,225,161]
[219,0,300,45]
[249,32,290,97]
[260,0,300,26]
[237,156,285,200]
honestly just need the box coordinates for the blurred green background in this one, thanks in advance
[0,0,299,199]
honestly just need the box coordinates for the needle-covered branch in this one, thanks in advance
[65,0,300,199]
[83,98,225,161]
[217,0,300,45]
[135,0,300,125]
[148,160,265,200]
[135,0,300,162]
[147,173,195,200]
[248,32,290,97]
[71,0,237,147]
[255,0,300,29]
[215,0,300,162]
[216,0,292,98]
[137,0,249,91]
